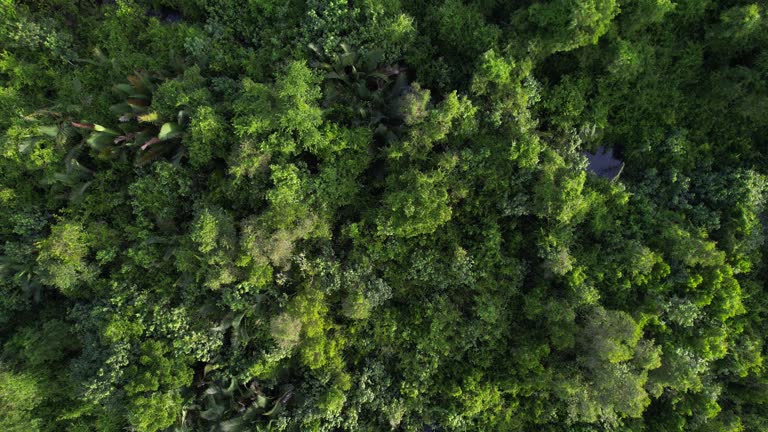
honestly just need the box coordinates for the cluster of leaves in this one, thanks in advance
[73,71,188,164]
[1,1,768,432]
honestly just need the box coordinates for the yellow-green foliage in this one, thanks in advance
[0,369,43,432]
[36,221,96,296]
[187,105,225,166]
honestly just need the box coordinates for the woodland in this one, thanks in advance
[1,0,767,431]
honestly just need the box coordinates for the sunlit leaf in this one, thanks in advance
[158,122,183,140]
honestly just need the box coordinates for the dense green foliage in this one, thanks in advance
[1,0,767,430]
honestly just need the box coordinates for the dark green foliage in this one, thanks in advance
[1,0,768,431]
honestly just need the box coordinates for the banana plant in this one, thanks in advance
[50,144,95,202]
[308,43,410,142]
[180,376,294,432]
[0,256,44,303]
[18,122,95,203]
[72,72,189,165]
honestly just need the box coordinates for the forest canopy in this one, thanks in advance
[1,0,767,431]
